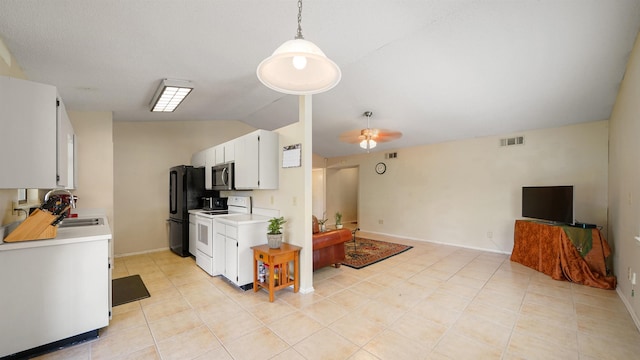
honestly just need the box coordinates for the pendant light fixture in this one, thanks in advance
[257,0,341,95]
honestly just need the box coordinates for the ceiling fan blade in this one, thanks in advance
[371,129,403,143]
[338,129,366,144]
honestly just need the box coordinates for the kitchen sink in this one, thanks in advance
[58,217,104,228]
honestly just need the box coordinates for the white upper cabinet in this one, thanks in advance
[214,140,236,165]
[191,149,206,167]
[223,140,235,163]
[56,96,76,189]
[0,76,75,189]
[234,129,278,190]
[204,146,216,189]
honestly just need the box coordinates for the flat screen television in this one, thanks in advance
[522,186,574,224]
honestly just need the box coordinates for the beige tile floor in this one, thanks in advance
[35,235,640,360]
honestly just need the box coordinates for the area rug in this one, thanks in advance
[112,274,150,306]
[343,238,413,269]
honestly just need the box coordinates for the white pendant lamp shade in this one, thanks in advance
[257,38,341,95]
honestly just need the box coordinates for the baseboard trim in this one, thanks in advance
[299,286,315,294]
[616,287,640,332]
[114,247,170,258]
[358,230,511,255]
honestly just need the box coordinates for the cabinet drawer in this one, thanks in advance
[225,225,238,239]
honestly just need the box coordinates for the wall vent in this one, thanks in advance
[500,136,524,147]
[385,152,398,159]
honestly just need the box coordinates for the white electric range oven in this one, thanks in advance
[194,196,251,276]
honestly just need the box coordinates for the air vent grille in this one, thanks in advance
[385,152,398,159]
[500,136,524,147]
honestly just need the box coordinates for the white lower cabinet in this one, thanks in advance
[0,238,110,357]
[215,218,268,288]
[189,214,196,257]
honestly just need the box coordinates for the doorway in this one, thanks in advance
[325,166,358,228]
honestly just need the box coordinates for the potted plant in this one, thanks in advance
[317,214,328,232]
[335,211,343,229]
[267,216,286,248]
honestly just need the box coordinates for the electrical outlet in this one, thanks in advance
[378,219,383,225]
[270,196,274,205]
[12,201,19,215]
[632,273,637,285]
[292,196,297,206]
[487,231,493,239]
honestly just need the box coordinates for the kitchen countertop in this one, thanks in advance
[0,209,112,251]
[215,213,270,225]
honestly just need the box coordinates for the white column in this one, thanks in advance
[299,94,314,292]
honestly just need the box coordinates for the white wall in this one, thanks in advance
[609,31,640,326]
[327,120,609,254]
[312,169,325,220]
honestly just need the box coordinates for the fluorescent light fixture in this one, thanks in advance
[149,79,193,112]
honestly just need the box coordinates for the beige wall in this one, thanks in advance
[609,32,640,325]
[67,111,114,226]
[112,120,254,255]
[327,120,609,253]
[326,167,358,226]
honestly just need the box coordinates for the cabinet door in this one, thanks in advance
[0,76,57,188]
[213,231,226,275]
[215,145,225,165]
[225,236,238,284]
[188,215,196,257]
[234,132,260,189]
[204,147,216,189]
[224,140,235,162]
[56,97,74,188]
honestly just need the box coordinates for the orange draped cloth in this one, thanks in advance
[510,220,617,290]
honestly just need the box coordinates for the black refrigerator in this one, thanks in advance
[168,165,207,257]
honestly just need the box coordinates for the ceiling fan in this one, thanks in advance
[339,111,402,151]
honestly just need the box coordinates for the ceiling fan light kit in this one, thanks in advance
[341,111,402,152]
[257,0,341,95]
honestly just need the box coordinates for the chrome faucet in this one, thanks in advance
[43,189,76,209]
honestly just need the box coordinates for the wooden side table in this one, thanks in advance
[251,243,302,302]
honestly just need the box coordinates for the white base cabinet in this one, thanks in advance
[215,217,268,288]
[189,214,197,256]
[0,238,110,357]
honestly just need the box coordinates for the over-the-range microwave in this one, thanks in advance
[211,162,234,190]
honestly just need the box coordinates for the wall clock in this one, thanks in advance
[375,162,386,174]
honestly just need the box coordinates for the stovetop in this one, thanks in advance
[201,209,228,215]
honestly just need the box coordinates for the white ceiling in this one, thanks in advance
[1,0,639,158]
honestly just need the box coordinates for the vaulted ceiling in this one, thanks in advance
[1,1,639,157]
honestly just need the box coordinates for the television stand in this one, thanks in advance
[510,220,616,289]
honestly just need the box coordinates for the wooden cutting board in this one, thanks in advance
[4,209,57,242]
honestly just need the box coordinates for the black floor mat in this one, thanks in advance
[112,274,150,306]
